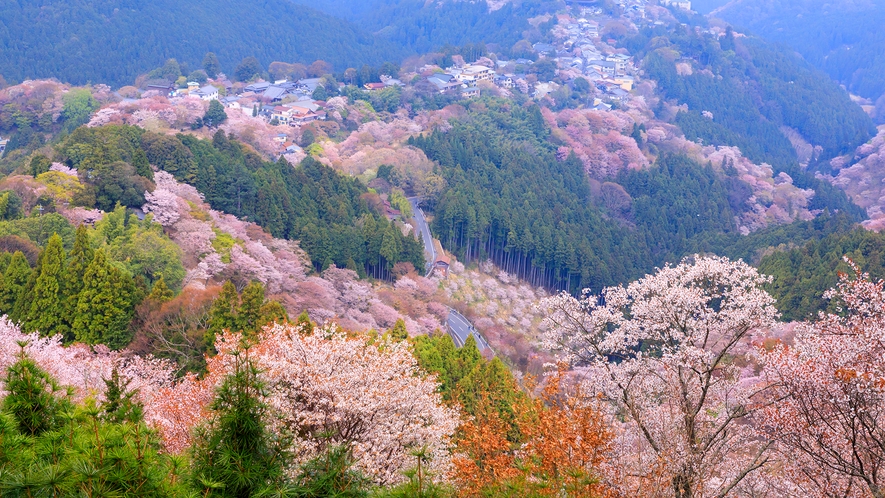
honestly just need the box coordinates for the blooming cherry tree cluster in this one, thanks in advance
[758,260,885,498]
[832,129,885,230]
[0,317,174,406]
[142,171,440,335]
[143,171,309,293]
[253,323,459,484]
[150,323,460,485]
[142,182,182,226]
[543,107,649,177]
[542,256,779,497]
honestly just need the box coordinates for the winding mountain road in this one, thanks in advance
[447,308,491,351]
[408,197,491,353]
[408,197,436,271]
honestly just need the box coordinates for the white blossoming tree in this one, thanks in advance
[151,323,459,485]
[758,261,885,498]
[542,256,778,498]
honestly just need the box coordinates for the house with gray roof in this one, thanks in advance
[244,82,271,93]
[262,86,288,101]
[427,74,461,93]
[194,85,219,101]
[298,78,322,92]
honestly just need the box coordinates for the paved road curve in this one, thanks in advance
[447,308,491,352]
[408,197,436,270]
[408,198,491,353]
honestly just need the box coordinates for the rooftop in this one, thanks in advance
[262,86,288,100]
[245,82,271,92]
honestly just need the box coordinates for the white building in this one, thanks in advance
[461,64,494,81]
[194,85,219,101]
[661,0,692,10]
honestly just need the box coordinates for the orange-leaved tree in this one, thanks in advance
[453,365,614,497]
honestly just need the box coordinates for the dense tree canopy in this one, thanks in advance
[57,125,153,210]
[0,0,405,87]
[291,0,555,56]
[618,153,738,264]
[714,0,885,102]
[758,228,885,321]
[411,100,651,293]
[175,131,424,276]
[411,99,864,295]
[628,24,875,169]
[55,125,424,278]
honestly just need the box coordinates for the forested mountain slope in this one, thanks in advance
[711,0,885,103]
[288,0,556,54]
[0,0,404,87]
[59,126,424,277]
[622,22,875,172]
[409,99,864,295]
[411,101,652,293]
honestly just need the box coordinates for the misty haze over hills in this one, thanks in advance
[702,0,885,103]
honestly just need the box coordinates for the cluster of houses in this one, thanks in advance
[241,79,322,102]
[543,11,641,108]
[229,80,328,126]
[417,60,544,100]
[541,0,703,106]
[136,0,666,128]
[141,75,335,157]
[147,75,334,125]
[406,5,644,108]
[266,100,325,126]
[423,64,494,98]
[271,133,303,155]
[366,75,406,91]
[186,82,219,101]
[132,0,683,151]
[659,0,691,10]
[144,78,231,100]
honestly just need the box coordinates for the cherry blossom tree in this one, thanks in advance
[142,175,183,226]
[542,256,779,498]
[543,107,648,178]
[758,260,885,498]
[0,317,174,406]
[254,324,459,484]
[151,323,460,485]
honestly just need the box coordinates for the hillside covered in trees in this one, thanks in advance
[0,33,885,498]
[622,21,876,171]
[411,99,866,295]
[288,0,555,55]
[411,100,651,292]
[56,125,424,277]
[711,0,885,105]
[5,0,885,493]
[0,0,405,87]
[2,252,885,496]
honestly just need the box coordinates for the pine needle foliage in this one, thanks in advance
[189,347,290,497]
[0,347,185,496]
[290,442,371,498]
[2,344,69,436]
